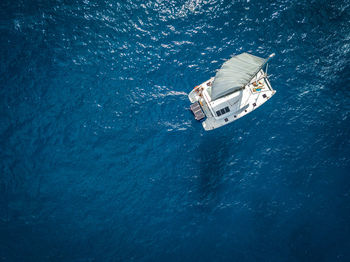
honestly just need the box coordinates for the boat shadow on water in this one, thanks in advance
[197,133,232,208]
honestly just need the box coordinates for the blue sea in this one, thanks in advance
[1,0,350,261]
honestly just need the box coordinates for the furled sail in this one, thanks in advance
[211,53,266,100]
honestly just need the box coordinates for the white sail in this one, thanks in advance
[211,53,266,100]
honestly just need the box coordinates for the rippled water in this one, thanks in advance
[1,0,350,261]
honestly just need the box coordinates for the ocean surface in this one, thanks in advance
[1,0,350,261]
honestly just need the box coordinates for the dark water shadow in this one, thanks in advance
[196,132,232,208]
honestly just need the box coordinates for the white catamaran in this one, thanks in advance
[188,52,276,131]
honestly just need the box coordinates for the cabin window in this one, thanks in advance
[216,107,230,117]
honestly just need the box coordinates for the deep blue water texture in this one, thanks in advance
[1,0,350,261]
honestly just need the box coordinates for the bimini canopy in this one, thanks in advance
[211,53,267,100]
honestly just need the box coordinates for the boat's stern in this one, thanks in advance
[188,78,215,123]
[190,101,205,121]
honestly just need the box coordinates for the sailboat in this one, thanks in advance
[188,52,276,131]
